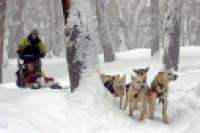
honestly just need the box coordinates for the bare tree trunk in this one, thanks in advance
[160,0,165,49]
[96,0,115,62]
[0,0,6,83]
[67,43,82,92]
[102,44,115,62]
[62,0,98,92]
[151,0,159,56]
[62,0,80,92]
[194,13,200,46]
[62,0,71,24]
[107,0,120,52]
[135,23,139,48]
[134,0,147,48]
[7,0,24,59]
[186,15,191,46]
[163,0,181,71]
[51,0,65,56]
[181,15,184,46]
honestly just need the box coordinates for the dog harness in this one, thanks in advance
[151,82,167,104]
[104,80,115,94]
[129,84,142,98]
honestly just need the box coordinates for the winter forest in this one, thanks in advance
[0,0,200,133]
[3,0,200,58]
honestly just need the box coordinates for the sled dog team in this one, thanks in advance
[100,67,178,123]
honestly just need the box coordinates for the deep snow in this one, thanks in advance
[0,47,200,133]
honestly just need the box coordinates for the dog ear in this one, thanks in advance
[145,67,150,72]
[133,69,138,74]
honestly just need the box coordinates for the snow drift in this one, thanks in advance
[0,47,200,133]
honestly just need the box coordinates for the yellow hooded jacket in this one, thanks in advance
[18,38,47,54]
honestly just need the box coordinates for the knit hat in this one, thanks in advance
[31,29,39,35]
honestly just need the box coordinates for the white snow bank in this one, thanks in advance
[1,46,200,133]
[196,84,200,97]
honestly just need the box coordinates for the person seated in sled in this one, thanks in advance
[17,29,47,69]
[23,62,55,89]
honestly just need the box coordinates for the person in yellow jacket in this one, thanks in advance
[17,29,47,65]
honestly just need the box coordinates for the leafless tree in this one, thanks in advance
[95,0,115,62]
[48,0,65,57]
[62,0,71,24]
[62,0,98,92]
[134,0,147,48]
[163,0,182,70]
[7,0,24,59]
[0,0,6,83]
[62,0,80,92]
[151,0,159,56]
[66,26,82,92]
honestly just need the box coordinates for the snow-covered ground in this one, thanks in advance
[0,46,200,133]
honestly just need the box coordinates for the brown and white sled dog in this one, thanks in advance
[133,67,149,82]
[124,76,148,120]
[113,75,126,109]
[100,73,126,109]
[149,70,178,123]
[126,67,150,91]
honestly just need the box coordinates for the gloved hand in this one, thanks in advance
[17,50,45,59]
[17,50,30,59]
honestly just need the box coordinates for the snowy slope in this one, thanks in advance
[0,46,200,133]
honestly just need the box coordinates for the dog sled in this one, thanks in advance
[16,55,63,89]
